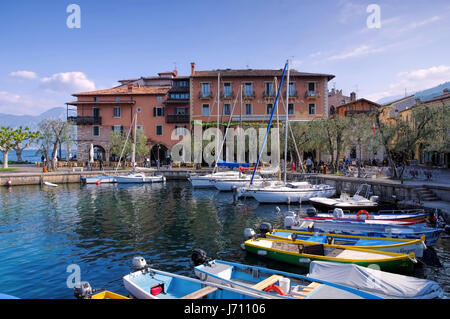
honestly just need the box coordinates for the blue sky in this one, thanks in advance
[1,0,449,115]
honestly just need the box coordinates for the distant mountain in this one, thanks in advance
[376,94,405,105]
[0,107,66,130]
[376,82,450,105]
[414,81,450,101]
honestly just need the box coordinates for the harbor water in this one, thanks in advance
[0,181,449,299]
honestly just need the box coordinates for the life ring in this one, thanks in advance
[356,210,370,220]
[263,284,287,296]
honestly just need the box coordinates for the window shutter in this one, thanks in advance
[153,107,156,116]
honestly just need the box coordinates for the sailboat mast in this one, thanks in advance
[132,112,137,168]
[284,60,290,183]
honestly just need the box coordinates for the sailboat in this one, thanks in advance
[189,75,266,188]
[116,113,166,184]
[237,60,335,203]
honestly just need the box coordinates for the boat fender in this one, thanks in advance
[264,284,287,296]
[132,256,148,271]
[298,244,304,254]
[307,225,314,232]
[326,236,334,244]
[291,233,298,241]
[191,248,210,266]
[74,281,93,299]
[356,210,370,220]
[150,283,165,296]
[259,222,273,236]
[244,228,256,240]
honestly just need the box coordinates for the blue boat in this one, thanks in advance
[284,211,443,246]
[191,252,381,299]
[122,257,279,299]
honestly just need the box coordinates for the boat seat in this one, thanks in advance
[251,275,283,290]
[180,286,218,299]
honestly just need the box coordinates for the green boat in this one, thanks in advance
[243,237,417,274]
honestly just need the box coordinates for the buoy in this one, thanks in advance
[96,180,101,186]
[7,180,12,186]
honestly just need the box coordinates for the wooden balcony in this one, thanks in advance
[67,116,102,125]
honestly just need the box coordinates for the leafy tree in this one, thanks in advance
[36,119,75,170]
[0,126,16,168]
[12,126,40,163]
[110,129,149,164]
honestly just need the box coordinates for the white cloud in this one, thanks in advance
[0,91,21,103]
[40,71,96,93]
[327,43,394,61]
[9,70,38,79]
[0,90,57,115]
[337,0,366,24]
[365,65,450,101]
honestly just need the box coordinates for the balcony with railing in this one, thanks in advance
[243,90,256,99]
[198,91,213,99]
[166,114,190,123]
[284,90,298,98]
[67,116,102,125]
[221,91,235,99]
[305,91,320,99]
[263,91,276,98]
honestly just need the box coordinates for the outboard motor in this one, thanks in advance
[259,222,273,236]
[132,256,148,271]
[74,281,93,299]
[243,228,256,240]
[191,248,209,266]
[284,211,297,229]
[306,207,317,217]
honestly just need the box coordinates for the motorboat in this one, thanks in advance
[191,255,381,299]
[309,184,393,212]
[237,181,336,204]
[283,211,444,246]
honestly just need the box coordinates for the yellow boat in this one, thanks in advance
[88,290,130,299]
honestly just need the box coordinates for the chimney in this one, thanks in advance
[190,62,196,75]
[127,83,133,92]
[173,69,178,77]
[350,92,356,101]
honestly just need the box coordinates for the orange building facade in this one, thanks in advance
[67,63,335,165]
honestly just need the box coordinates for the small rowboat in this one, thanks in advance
[265,228,426,258]
[192,257,381,299]
[74,281,129,299]
[123,257,278,299]
[44,181,58,187]
[243,237,417,274]
[308,208,432,223]
[81,175,117,184]
[86,290,130,299]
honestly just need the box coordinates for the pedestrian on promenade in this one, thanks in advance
[306,157,312,173]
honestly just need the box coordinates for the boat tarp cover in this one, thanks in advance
[217,159,250,168]
[308,261,443,299]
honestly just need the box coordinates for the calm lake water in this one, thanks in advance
[0,181,449,299]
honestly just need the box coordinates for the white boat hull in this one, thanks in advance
[188,171,241,188]
[239,184,336,203]
[116,174,165,183]
[82,176,117,184]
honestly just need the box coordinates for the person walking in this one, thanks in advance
[306,157,312,173]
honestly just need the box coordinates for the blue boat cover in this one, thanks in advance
[217,158,250,168]
[308,261,444,299]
